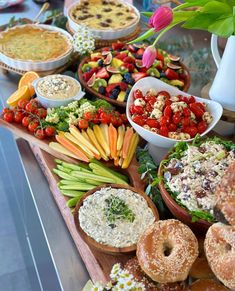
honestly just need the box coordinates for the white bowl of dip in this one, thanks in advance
[33,74,85,108]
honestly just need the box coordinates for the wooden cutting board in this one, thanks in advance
[30,144,145,283]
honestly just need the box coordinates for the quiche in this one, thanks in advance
[0,25,72,62]
[69,0,138,30]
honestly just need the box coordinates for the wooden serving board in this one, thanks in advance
[30,144,145,283]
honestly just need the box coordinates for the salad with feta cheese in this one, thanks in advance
[160,137,235,222]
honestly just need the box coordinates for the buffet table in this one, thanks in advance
[1,1,233,291]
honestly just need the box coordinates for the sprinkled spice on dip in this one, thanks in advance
[37,75,80,100]
[78,187,156,248]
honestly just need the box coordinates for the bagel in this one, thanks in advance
[137,219,198,283]
[214,161,235,226]
[204,222,235,289]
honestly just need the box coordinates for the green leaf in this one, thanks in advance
[233,6,235,36]
[141,12,153,17]
[202,0,231,15]
[128,28,155,44]
[183,12,220,30]
[208,16,234,37]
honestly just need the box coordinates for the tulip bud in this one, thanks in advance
[149,6,173,32]
[142,46,157,69]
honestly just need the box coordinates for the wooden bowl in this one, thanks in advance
[74,184,159,255]
[78,55,191,108]
[158,158,212,233]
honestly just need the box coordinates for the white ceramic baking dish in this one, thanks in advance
[0,24,74,72]
[67,0,140,40]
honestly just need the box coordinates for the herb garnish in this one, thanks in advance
[103,195,135,224]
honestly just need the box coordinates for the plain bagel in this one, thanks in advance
[137,219,198,283]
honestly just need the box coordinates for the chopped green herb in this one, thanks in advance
[103,195,135,223]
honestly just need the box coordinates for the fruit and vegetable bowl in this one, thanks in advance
[126,77,223,148]
[78,42,190,107]
[157,136,235,232]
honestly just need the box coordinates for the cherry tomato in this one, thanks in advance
[163,105,172,118]
[159,126,169,137]
[25,101,38,113]
[45,126,55,137]
[83,111,94,121]
[181,117,190,127]
[100,112,111,124]
[195,102,205,111]
[133,89,143,99]
[159,116,170,127]
[121,113,128,124]
[157,91,171,99]
[132,105,144,115]
[2,108,10,115]
[92,113,100,124]
[145,103,153,113]
[172,112,182,125]
[22,116,31,127]
[183,107,191,117]
[188,96,196,103]
[18,99,29,109]
[35,108,47,119]
[28,121,39,133]
[189,103,204,119]
[184,126,198,138]
[129,105,136,115]
[110,115,122,127]
[3,111,14,123]
[144,95,156,103]
[35,128,45,140]
[168,123,177,131]
[14,111,24,123]
[148,97,157,107]
[132,115,145,126]
[197,121,208,134]
[78,119,89,129]
[146,118,159,128]
[97,108,104,115]
[178,95,190,104]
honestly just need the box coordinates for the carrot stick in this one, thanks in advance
[55,135,89,163]
[122,127,134,159]
[108,123,117,159]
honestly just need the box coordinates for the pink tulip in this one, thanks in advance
[142,46,157,68]
[149,6,173,32]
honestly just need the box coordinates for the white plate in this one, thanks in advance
[0,24,73,72]
[67,0,140,40]
[126,77,223,148]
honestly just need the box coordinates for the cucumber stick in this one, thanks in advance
[60,179,86,185]
[70,171,115,183]
[89,159,129,182]
[61,190,85,197]
[53,169,78,181]
[66,195,83,207]
[85,179,104,186]
[61,161,91,172]
[57,165,71,174]
[60,183,94,191]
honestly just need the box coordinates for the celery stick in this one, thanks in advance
[60,179,86,185]
[59,183,94,191]
[57,165,71,174]
[85,179,104,186]
[70,171,115,183]
[53,169,77,181]
[89,160,129,182]
[92,169,127,185]
[66,195,83,208]
[61,190,85,197]
[61,161,90,172]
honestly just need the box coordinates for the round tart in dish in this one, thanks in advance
[68,0,140,40]
[0,24,73,71]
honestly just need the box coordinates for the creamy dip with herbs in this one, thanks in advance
[37,75,80,100]
[79,187,155,248]
[165,141,235,215]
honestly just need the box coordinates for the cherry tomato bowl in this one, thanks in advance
[126,77,223,148]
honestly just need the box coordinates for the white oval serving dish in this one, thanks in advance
[126,77,223,148]
[0,24,73,72]
[33,75,85,108]
[67,0,140,40]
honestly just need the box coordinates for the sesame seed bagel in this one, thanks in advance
[204,223,235,289]
[137,219,198,283]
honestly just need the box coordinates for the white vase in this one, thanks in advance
[210,34,235,111]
